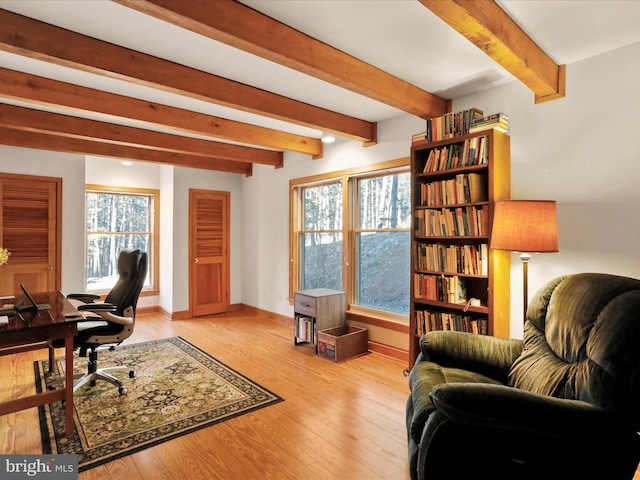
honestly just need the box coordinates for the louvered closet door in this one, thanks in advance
[189,189,230,316]
[0,174,61,296]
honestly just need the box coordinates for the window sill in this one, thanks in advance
[347,305,409,333]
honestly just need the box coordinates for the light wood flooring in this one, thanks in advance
[0,309,411,480]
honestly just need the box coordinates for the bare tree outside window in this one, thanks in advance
[300,182,342,291]
[294,165,410,318]
[86,188,155,291]
[355,173,411,315]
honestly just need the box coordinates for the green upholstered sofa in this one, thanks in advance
[406,273,640,480]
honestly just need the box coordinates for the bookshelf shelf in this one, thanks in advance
[412,297,489,314]
[409,129,511,368]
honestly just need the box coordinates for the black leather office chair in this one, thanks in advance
[66,248,147,395]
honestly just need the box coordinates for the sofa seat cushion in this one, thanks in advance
[407,360,502,445]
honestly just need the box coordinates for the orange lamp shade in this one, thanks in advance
[490,200,558,253]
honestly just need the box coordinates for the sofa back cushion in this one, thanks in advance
[508,273,640,428]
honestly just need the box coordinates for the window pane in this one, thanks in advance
[356,231,410,315]
[300,232,342,291]
[303,183,342,230]
[359,173,411,229]
[87,193,150,232]
[86,190,152,291]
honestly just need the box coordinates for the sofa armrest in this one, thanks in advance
[414,384,640,480]
[419,331,523,383]
[430,383,623,439]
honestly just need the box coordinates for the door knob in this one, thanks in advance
[194,258,199,264]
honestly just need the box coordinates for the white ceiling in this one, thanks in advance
[1,0,640,149]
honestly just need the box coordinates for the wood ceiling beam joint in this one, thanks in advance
[419,0,566,103]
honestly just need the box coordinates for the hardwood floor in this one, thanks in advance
[0,308,412,480]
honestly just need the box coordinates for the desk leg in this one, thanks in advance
[48,346,55,374]
[64,335,74,437]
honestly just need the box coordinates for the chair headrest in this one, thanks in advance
[104,248,148,317]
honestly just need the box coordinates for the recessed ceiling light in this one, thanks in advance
[321,132,336,143]
[121,161,133,166]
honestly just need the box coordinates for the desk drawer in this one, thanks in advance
[294,293,317,317]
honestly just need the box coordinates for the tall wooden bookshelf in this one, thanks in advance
[409,129,511,368]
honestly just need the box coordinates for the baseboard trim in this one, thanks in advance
[241,304,409,362]
[137,305,161,316]
[367,341,409,364]
[240,303,291,322]
[151,303,409,362]
[168,303,250,321]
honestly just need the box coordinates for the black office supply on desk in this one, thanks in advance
[15,284,51,312]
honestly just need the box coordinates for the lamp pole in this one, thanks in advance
[519,252,531,323]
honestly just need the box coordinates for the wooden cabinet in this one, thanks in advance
[409,130,511,368]
[294,288,346,349]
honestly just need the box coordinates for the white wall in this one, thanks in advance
[1,40,638,346]
[452,41,640,337]
[85,157,164,309]
[159,165,175,313]
[0,146,85,294]
[172,166,243,312]
[241,113,425,319]
[86,157,242,312]
[242,41,640,342]
[85,159,245,313]
[0,152,244,315]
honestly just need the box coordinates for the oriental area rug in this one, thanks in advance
[34,336,283,472]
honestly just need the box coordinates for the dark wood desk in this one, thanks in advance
[0,291,81,437]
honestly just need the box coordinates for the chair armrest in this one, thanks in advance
[93,310,133,325]
[419,331,523,383]
[75,303,133,325]
[76,303,117,312]
[75,303,132,325]
[430,383,623,439]
[67,293,102,303]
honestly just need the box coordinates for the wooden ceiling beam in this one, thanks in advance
[0,8,375,144]
[115,0,449,120]
[419,0,565,103]
[0,68,321,157]
[0,127,253,176]
[0,103,276,168]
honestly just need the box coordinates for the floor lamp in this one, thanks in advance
[490,200,558,322]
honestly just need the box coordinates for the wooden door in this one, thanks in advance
[0,173,61,295]
[189,189,230,316]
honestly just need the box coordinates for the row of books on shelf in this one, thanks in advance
[421,135,489,172]
[416,243,488,276]
[413,273,467,304]
[468,112,509,134]
[419,172,487,206]
[414,309,488,336]
[295,315,315,342]
[410,109,509,145]
[415,205,490,237]
[411,108,484,144]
